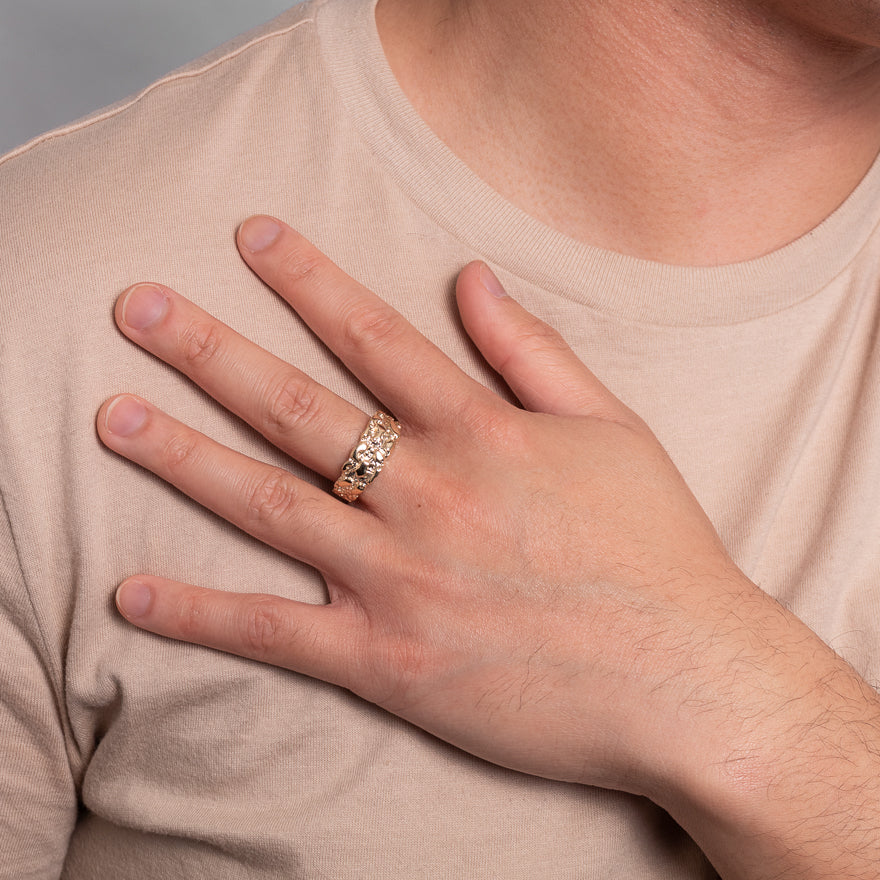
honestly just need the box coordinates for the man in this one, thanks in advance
[2,0,880,876]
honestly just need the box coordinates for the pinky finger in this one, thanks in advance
[115,576,361,686]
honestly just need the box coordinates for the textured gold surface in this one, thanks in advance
[332,412,401,502]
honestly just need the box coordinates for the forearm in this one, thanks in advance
[655,587,880,880]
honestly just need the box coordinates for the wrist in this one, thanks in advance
[648,587,880,878]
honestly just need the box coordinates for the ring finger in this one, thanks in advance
[96,394,374,577]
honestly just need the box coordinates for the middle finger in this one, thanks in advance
[236,217,498,430]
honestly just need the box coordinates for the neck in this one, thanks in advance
[376,0,880,265]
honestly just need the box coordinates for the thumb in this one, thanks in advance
[456,262,629,419]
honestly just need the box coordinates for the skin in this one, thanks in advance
[98,216,880,879]
[96,1,880,876]
[376,0,880,263]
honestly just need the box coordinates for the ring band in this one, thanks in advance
[332,411,401,503]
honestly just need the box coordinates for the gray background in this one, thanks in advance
[0,0,297,155]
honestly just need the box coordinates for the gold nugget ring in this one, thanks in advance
[332,412,401,503]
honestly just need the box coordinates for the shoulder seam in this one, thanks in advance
[0,14,315,169]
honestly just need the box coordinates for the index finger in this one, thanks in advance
[236,216,496,430]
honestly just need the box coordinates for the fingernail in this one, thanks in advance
[239,216,282,253]
[104,396,148,436]
[120,284,168,330]
[479,263,508,298]
[116,580,152,619]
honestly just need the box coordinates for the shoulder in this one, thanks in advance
[1,2,321,169]
[0,0,343,318]
[0,2,320,199]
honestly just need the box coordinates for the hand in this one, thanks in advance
[97,217,880,878]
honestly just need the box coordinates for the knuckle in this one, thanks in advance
[162,429,202,473]
[241,598,288,660]
[340,304,403,354]
[262,372,322,437]
[179,319,225,369]
[494,315,571,380]
[245,470,299,528]
[174,590,213,641]
[277,243,326,287]
[369,639,430,710]
[512,314,569,357]
[456,396,526,452]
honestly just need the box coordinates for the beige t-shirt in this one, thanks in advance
[3,0,880,876]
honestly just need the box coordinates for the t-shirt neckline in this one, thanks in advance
[316,0,880,326]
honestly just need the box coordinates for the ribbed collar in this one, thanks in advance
[317,0,880,326]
